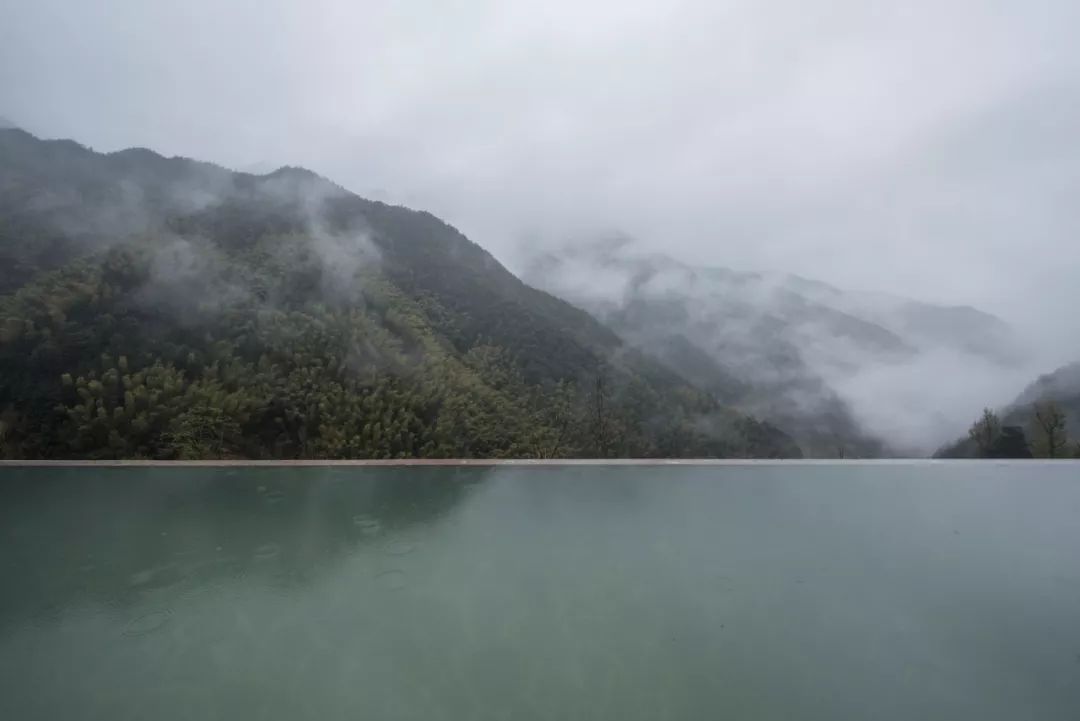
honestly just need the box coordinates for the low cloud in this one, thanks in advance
[828,349,1038,454]
[2,0,1079,449]
[525,237,1047,453]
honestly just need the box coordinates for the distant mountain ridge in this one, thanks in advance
[999,361,1080,436]
[1009,362,1080,412]
[0,128,798,459]
[935,360,1080,457]
[525,238,1023,455]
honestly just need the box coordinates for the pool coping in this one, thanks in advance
[0,459,1074,467]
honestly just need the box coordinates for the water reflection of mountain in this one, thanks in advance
[0,467,490,631]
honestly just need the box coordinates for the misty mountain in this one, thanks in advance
[1009,362,1080,421]
[524,238,1023,456]
[0,128,799,459]
[935,361,1080,458]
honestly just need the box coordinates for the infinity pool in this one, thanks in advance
[1,463,1078,720]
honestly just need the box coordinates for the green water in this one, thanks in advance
[1,464,1079,720]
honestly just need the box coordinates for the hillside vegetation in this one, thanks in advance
[936,362,1080,459]
[0,129,799,459]
[525,240,1022,456]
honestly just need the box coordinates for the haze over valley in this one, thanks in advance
[525,238,1030,454]
[2,0,1078,458]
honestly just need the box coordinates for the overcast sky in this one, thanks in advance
[3,0,1079,360]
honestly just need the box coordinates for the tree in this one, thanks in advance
[988,426,1032,459]
[0,130,805,461]
[1031,401,1068,458]
[165,404,240,459]
[968,408,1001,457]
[530,380,580,458]
[592,369,611,458]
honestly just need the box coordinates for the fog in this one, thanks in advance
[523,239,1037,453]
[3,0,1079,448]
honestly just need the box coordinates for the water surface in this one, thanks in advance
[1,464,1078,720]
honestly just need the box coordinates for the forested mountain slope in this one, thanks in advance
[525,239,1021,456]
[936,361,1080,458]
[1007,362,1080,423]
[0,129,799,459]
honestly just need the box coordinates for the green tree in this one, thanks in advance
[1031,401,1068,458]
[968,408,1001,457]
[591,370,612,458]
[988,426,1032,459]
[529,380,582,458]
[0,129,805,461]
[165,404,241,459]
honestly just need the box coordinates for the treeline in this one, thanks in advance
[0,238,797,460]
[0,127,801,460]
[953,401,1080,459]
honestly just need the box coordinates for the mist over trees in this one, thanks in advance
[5,126,1079,462]
[1031,401,1069,459]
[942,399,1076,459]
[0,128,801,460]
[968,408,1003,456]
[524,238,1025,457]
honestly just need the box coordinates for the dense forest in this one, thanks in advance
[0,128,800,460]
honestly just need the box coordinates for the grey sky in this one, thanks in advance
[3,0,1079,362]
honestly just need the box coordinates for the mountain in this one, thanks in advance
[0,128,799,459]
[936,361,1080,457]
[524,238,1022,456]
[1008,362,1080,419]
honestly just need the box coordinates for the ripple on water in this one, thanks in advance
[272,567,310,590]
[129,564,187,591]
[714,576,736,593]
[375,569,407,591]
[226,559,250,581]
[186,556,249,583]
[352,514,383,536]
[129,568,156,586]
[263,489,286,504]
[383,540,416,557]
[253,543,281,561]
[123,609,174,637]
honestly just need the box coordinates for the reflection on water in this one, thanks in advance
[122,609,173,637]
[1,464,1079,721]
[0,467,484,633]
